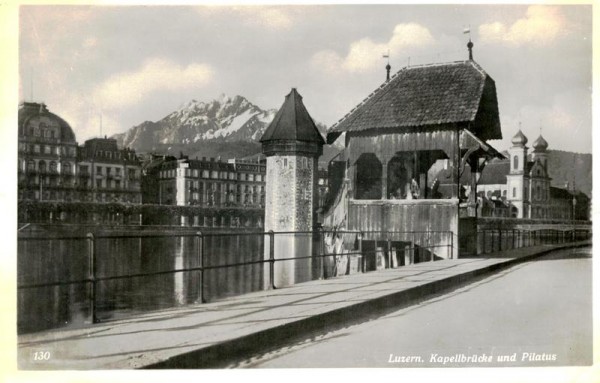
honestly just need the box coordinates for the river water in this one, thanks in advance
[17,233,265,334]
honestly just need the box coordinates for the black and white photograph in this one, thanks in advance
[2,2,597,381]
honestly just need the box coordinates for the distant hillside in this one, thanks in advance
[545,150,592,197]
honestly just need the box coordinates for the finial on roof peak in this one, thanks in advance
[463,26,473,61]
[383,50,391,81]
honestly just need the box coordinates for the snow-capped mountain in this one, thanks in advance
[112,93,342,161]
[113,94,277,151]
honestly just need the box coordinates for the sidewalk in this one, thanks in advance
[18,241,591,370]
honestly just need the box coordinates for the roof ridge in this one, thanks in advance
[328,60,485,132]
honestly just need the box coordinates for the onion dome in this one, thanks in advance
[511,130,528,147]
[532,135,548,151]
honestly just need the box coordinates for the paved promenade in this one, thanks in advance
[18,241,591,370]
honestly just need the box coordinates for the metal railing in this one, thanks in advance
[17,229,454,327]
[477,228,592,254]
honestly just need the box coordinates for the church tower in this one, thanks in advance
[531,134,549,170]
[506,130,528,218]
[260,88,325,288]
[530,134,550,218]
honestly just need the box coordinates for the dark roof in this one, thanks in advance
[327,60,502,143]
[436,159,510,186]
[79,137,139,164]
[18,102,77,142]
[260,88,325,144]
[479,160,510,185]
[550,186,573,200]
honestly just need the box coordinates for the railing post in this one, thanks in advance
[358,231,364,272]
[374,237,378,269]
[450,231,454,260]
[268,230,276,289]
[197,231,205,303]
[86,233,97,324]
[411,232,416,264]
[387,232,392,267]
[319,227,325,280]
[429,232,434,262]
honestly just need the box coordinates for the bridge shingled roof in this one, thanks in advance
[326,60,502,144]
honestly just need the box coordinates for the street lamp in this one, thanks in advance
[572,193,577,242]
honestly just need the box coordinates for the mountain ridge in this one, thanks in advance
[112,93,339,162]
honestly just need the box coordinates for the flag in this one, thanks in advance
[463,27,470,34]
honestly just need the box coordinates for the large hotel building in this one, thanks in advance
[18,102,142,205]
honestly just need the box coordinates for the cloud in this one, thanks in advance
[247,7,293,30]
[311,23,434,74]
[93,58,214,109]
[479,6,566,46]
[195,6,295,30]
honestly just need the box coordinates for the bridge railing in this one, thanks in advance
[477,228,592,255]
[17,229,453,332]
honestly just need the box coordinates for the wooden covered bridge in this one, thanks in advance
[323,58,504,262]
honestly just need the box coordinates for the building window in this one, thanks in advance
[512,188,516,198]
[513,156,519,170]
[34,145,40,153]
[97,166,102,174]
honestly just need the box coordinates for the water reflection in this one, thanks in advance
[18,233,265,334]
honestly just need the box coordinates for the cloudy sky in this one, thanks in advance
[19,4,592,153]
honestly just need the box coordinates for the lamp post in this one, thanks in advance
[572,192,577,242]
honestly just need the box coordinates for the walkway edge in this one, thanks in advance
[143,242,591,369]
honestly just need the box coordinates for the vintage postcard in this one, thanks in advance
[2,2,597,383]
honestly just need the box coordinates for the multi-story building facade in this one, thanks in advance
[156,156,265,208]
[78,137,142,204]
[18,102,142,223]
[18,102,79,202]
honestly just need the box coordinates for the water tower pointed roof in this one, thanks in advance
[511,129,528,147]
[532,135,548,151]
[260,88,325,144]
